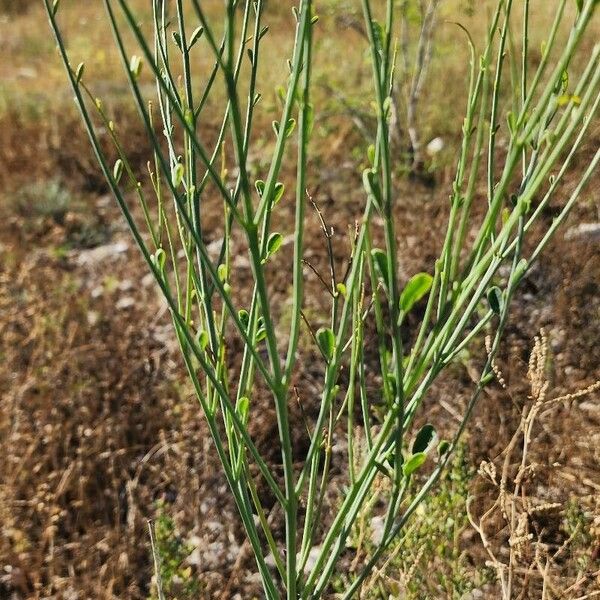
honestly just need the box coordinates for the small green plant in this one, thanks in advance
[336,443,492,599]
[45,0,599,598]
[149,502,201,600]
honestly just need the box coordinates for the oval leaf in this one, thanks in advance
[189,26,204,48]
[75,62,85,84]
[371,248,390,289]
[217,263,228,283]
[336,282,347,297]
[171,162,184,188]
[487,286,503,314]
[172,31,183,52]
[273,182,285,205]
[411,423,437,454]
[238,309,250,329]
[196,329,209,351]
[265,232,283,260]
[284,118,296,137]
[237,396,250,425]
[400,272,433,313]
[402,452,427,477]
[316,327,335,360]
[367,144,376,166]
[362,168,382,208]
[113,159,124,184]
[438,440,451,457]
[129,55,143,78]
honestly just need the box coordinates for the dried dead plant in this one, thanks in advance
[468,330,600,600]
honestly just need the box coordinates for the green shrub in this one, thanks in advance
[45,0,599,597]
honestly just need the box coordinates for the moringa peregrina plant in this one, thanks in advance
[44,0,599,597]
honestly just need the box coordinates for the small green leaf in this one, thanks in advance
[371,248,390,289]
[403,452,427,477]
[371,19,384,55]
[75,62,85,84]
[238,309,250,329]
[487,286,503,314]
[256,328,267,342]
[272,120,280,136]
[255,317,267,343]
[284,118,296,137]
[481,371,495,385]
[265,232,283,260]
[189,26,204,48]
[151,248,166,272]
[311,14,319,24]
[237,396,250,425]
[273,182,285,205]
[255,180,265,196]
[129,55,143,78]
[316,327,335,360]
[362,168,382,208]
[276,85,286,103]
[412,424,437,454]
[400,273,433,313]
[196,329,209,351]
[171,162,184,188]
[217,263,228,283]
[438,440,451,457]
[367,144,376,166]
[113,159,124,184]
[172,31,183,51]
[336,283,347,297]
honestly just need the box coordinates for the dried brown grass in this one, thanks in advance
[0,217,239,598]
[468,332,600,599]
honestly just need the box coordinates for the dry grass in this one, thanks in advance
[468,331,600,599]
